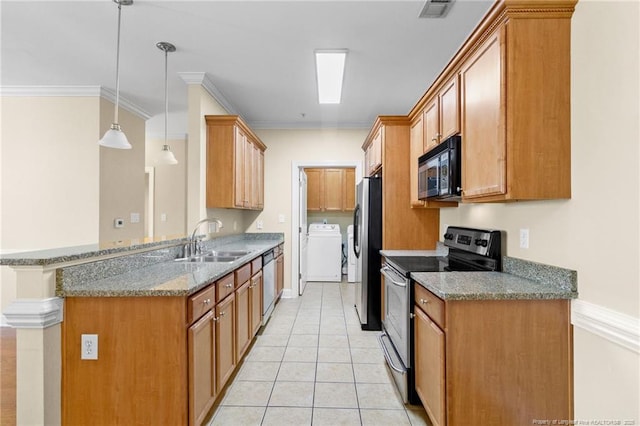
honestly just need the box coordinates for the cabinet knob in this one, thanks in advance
[203,298,211,305]
[220,311,226,317]
[225,283,233,288]
[420,298,428,304]
[213,316,220,322]
[431,137,438,142]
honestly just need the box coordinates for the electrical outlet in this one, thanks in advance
[257,220,264,230]
[81,334,98,360]
[160,213,167,222]
[519,228,530,249]
[278,214,285,223]
[130,212,140,223]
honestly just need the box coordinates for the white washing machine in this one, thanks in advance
[307,223,342,282]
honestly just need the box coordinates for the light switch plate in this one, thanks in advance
[278,214,285,223]
[130,213,140,223]
[519,228,530,249]
[160,213,167,222]
[257,220,264,230]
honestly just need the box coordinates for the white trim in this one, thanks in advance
[2,297,64,329]
[0,85,151,120]
[290,160,363,297]
[281,289,294,299]
[178,72,238,116]
[250,121,371,130]
[571,299,640,354]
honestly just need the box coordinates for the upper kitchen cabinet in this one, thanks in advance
[423,75,459,153]
[305,167,356,212]
[364,127,383,176]
[363,117,440,250]
[458,1,575,201]
[205,115,266,210]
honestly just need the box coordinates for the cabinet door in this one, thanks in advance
[410,115,425,207]
[439,76,459,141]
[257,149,264,209]
[323,168,344,211]
[235,280,251,361]
[276,254,284,298]
[415,307,446,426]
[215,294,236,392]
[188,310,215,426]
[244,139,254,209]
[460,28,506,199]
[305,168,324,211]
[250,271,263,337]
[233,127,246,208]
[372,128,383,172]
[343,168,356,211]
[423,97,440,152]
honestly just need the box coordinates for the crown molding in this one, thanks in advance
[178,72,238,115]
[249,120,370,130]
[572,299,640,354]
[0,85,151,120]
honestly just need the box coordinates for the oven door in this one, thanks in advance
[380,264,410,365]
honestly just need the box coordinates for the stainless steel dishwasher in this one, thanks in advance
[262,249,276,325]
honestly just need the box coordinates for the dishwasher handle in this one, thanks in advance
[262,249,274,264]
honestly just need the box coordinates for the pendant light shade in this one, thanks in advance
[99,0,132,150]
[155,41,178,166]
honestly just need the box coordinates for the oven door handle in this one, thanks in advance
[378,332,406,374]
[380,265,407,288]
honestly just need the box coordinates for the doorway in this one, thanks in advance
[290,161,362,297]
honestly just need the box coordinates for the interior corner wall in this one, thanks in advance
[185,84,246,237]
[99,98,146,242]
[250,128,368,292]
[440,0,639,420]
[145,136,187,238]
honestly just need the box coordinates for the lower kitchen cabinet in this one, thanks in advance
[250,270,263,336]
[188,310,216,426]
[215,292,236,393]
[275,246,284,299]
[413,284,573,425]
[234,280,251,361]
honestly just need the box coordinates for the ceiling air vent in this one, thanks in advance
[419,0,455,18]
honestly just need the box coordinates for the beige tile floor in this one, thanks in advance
[208,280,432,426]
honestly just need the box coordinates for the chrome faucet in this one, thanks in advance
[185,218,224,257]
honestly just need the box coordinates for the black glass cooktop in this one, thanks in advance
[385,253,495,276]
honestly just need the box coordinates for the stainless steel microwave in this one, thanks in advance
[418,135,462,200]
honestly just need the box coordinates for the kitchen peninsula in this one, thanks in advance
[1,232,284,425]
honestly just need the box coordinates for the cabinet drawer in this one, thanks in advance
[188,285,215,324]
[235,263,252,287]
[216,273,235,302]
[251,257,262,275]
[414,284,445,329]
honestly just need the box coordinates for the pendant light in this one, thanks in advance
[155,42,178,165]
[99,0,133,150]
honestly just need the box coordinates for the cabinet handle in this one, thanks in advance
[220,311,226,317]
[431,137,438,142]
[202,298,211,305]
[225,283,233,288]
[213,316,220,322]
[420,298,428,304]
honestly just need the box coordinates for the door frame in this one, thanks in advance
[289,160,363,298]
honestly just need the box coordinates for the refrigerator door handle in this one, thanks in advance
[353,203,361,258]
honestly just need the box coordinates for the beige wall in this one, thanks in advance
[99,98,146,242]
[145,136,187,238]
[0,96,102,318]
[252,128,368,291]
[441,0,639,419]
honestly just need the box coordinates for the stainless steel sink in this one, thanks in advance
[207,250,251,257]
[175,255,240,263]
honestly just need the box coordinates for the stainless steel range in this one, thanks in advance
[378,226,503,404]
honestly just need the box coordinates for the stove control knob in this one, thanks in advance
[444,233,454,240]
[475,239,488,247]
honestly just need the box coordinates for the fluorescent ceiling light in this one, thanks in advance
[315,49,347,104]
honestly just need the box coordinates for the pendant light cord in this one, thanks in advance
[114,1,123,124]
[164,48,169,146]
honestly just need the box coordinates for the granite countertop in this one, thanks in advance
[411,271,577,301]
[382,247,577,301]
[57,238,283,297]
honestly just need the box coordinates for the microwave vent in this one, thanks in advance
[419,0,455,18]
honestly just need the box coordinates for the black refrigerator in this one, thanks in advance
[352,174,382,331]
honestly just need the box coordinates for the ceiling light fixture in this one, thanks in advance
[99,0,133,150]
[315,49,348,104]
[155,41,178,166]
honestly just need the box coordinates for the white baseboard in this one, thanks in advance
[572,299,640,354]
[281,288,294,299]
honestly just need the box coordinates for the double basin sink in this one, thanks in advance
[175,249,252,263]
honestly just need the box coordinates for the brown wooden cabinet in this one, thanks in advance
[413,283,573,425]
[363,117,440,250]
[364,127,383,176]
[304,168,356,212]
[215,292,235,393]
[188,310,216,426]
[250,270,263,337]
[234,280,250,361]
[205,115,266,210]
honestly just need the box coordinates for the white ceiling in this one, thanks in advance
[1,0,493,130]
